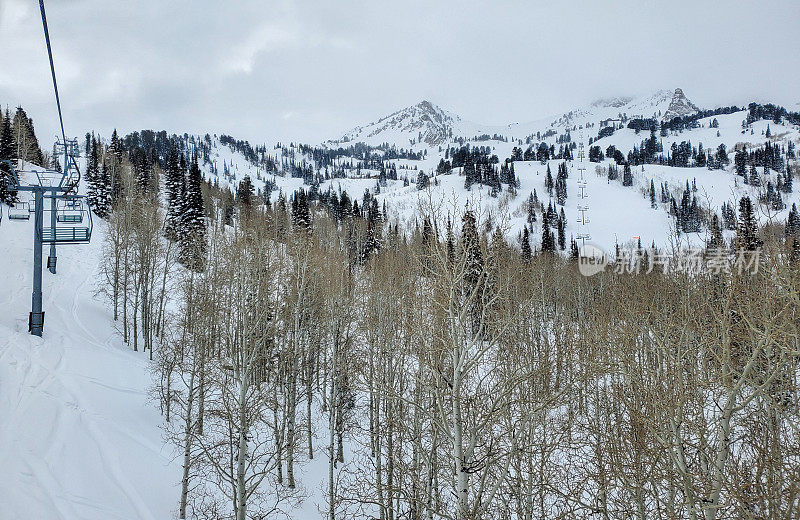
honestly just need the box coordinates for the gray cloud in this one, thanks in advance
[1,0,798,148]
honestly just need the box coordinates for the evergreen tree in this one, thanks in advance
[0,109,18,205]
[461,209,485,334]
[368,198,380,223]
[360,219,380,264]
[749,164,761,186]
[541,210,555,253]
[622,163,633,186]
[555,162,568,205]
[180,154,207,269]
[164,146,185,239]
[736,196,760,251]
[570,237,579,259]
[708,214,724,251]
[526,192,537,224]
[446,217,455,266]
[521,226,532,262]
[416,171,430,190]
[291,189,311,229]
[557,216,566,250]
[786,203,800,237]
[108,130,124,203]
[545,164,554,196]
[784,166,793,193]
[0,108,15,162]
[237,175,255,207]
[86,137,103,213]
[649,179,657,208]
[11,107,44,166]
[463,161,475,190]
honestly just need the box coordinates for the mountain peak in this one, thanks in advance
[333,100,459,147]
[663,88,699,120]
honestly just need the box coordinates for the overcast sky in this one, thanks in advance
[1,0,798,148]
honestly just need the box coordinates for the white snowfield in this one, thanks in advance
[200,90,800,253]
[0,216,179,520]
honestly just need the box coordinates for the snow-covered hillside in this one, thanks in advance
[0,216,179,519]
[187,89,800,253]
[0,193,345,520]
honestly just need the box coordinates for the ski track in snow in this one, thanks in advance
[0,217,179,520]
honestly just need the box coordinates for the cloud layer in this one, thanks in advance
[1,0,798,147]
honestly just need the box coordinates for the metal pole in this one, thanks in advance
[48,192,57,273]
[31,188,45,336]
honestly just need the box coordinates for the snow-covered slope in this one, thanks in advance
[177,88,800,253]
[332,100,458,147]
[0,197,358,520]
[0,217,179,519]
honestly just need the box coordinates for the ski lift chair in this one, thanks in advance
[56,197,84,223]
[41,195,92,243]
[8,202,31,220]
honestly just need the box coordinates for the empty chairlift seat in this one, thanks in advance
[8,202,31,220]
[41,196,92,243]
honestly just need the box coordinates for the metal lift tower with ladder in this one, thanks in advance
[1,0,93,336]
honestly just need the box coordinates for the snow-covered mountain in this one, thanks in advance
[662,87,700,121]
[331,100,459,147]
[328,88,703,149]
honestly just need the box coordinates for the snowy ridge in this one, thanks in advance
[327,89,702,150]
[332,100,458,147]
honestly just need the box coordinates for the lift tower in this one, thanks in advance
[0,0,94,336]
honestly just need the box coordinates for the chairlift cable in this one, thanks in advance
[38,0,67,147]
[38,0,80,193]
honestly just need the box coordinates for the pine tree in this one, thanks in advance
[736,196,760,251]
[416,171,430,190]
[0,109,15,161]
[541,210,555,253]
[570,237,579,259]
[461,210,483,287]
[0,109,18,205]
[463,161,475,190]
[180,154,207,269]
[786,203,800,237]
[649,179,656,208]
[360,219,380,264]
[545,164,554,196]
[526,192,537,224]
[521,226,532,262]
[165,146,185,239]
[11,107,44,167]
[461,209,485,334]
[708,214,724,251]
[291,189,311,229]
[557,216,566,250]
[622,163,633,186]
[86,137,102,213]
[237,175,255,207]
[131,146,154,195]
[446,217,455,266]
[749,164,761,186]
[108,130,124,203]
[784,166,793,193]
